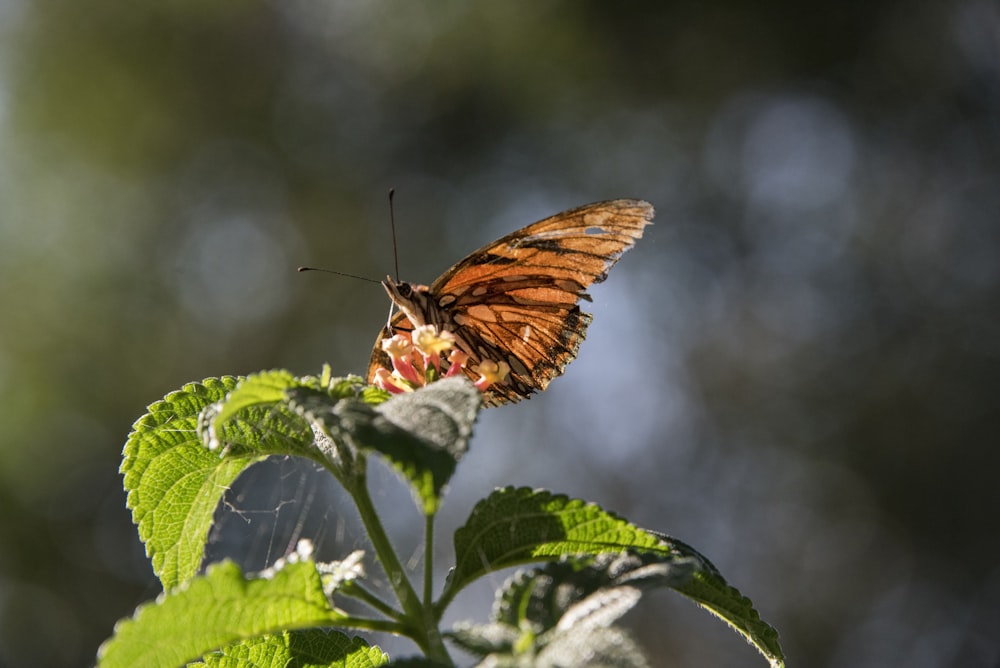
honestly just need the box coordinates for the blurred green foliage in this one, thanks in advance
[1,1,998,666]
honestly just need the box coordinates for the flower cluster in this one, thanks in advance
[373,324,510,395]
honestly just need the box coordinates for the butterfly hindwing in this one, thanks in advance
[367,199,654,406]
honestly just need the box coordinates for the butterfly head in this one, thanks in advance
[382,276,437,329]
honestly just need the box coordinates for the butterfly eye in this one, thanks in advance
[397,284,413,298]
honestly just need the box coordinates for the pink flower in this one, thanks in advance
[412,325,456,355]
[371,327,508,396]
[444,349,469,377]
[373,367,409,394]
[411,325,457,375]
[382,335,421,385]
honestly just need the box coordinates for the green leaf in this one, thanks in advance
[534,626,648,668]
[122,377,262,590]
[296,377,482,515]
[445,489,785,668]
[360,384,392,406]
[283,386,365,476]
[494,552,695,634]
[651,534,785,668]
[357,377,480,514]
[97,559,346,668]
[192,629,388,667]
[122,372,353,591]
[445,623,519,658]
[205,370,296,431]
[451,623,648,668]
[328,374,376,403]
[444,487,671,602]
[449,552,693,664]
[199,370,324,459]
[368,377,480,461]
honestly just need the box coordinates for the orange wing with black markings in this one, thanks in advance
[367,199,654,406]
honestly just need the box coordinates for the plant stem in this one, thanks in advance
[341,581,406,621]
[346,460,452,663]
[424,513,435,609]
[335,616,411,636]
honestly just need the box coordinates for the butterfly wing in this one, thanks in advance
[368,199,654,406]
[369,310,414,380]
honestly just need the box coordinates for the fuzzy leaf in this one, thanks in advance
[496,552,693,634]
[122,377,260,590]
[206,370,296,430]
[445,487,671,600]
[295,377,481,514]
[652,535,785,668]
[98,560,345,668]
[451,622,647,668]
[535,626,649,668]
[199,370,324,459]
[446,489,784,667]
[450,552,692,662]
[446,623,519,658]
[193,629,388,667]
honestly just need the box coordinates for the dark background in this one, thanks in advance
[1,2,999,666]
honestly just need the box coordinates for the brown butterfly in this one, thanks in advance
[367,199,654,406]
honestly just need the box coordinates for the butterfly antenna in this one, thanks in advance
[297,266,382,284]
[388,188,401,282]
[385,188,402,330]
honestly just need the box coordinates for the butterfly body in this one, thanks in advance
[369,199,654,406]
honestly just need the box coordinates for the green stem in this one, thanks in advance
[434,585,458,620]
[335,616,411,636]
[341,580,406,621]
[424,513,435,609]
[345,458,452,663]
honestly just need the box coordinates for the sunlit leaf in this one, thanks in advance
[199,370,321,458]
[652,534,785,668]
[122,377,259,590]
[445,487,670,600]
[192,629,388,668]
[97,560,345,668]
[445,488,785,667]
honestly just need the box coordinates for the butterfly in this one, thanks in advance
[367,199,654,406]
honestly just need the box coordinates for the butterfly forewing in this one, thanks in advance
[367,199,654,406]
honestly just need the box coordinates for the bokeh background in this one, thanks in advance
[2,2,999,666]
